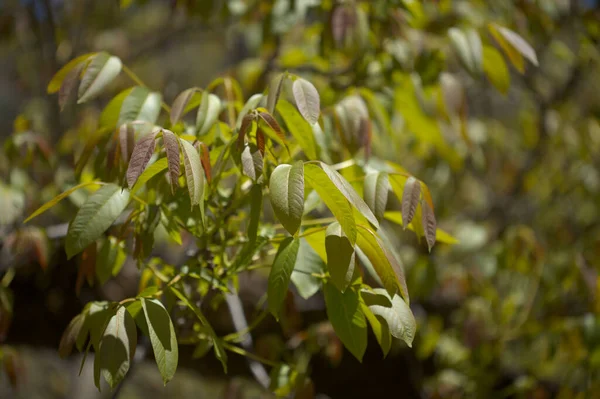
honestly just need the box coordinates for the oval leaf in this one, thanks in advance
[196,92,222,135]
[363,172,389,221]
[65,184,130,259]
[292,78,320,124]
[365,289,416,348]
[267,73,286,114]
[48,52,95,94]
[236,93,263,130]
[269,162,304,235]
[241,144,263,182]
[126,132,157,188]
[98,306,137,388]
[402,177,421,228]
[259,111,285,142]
[78,53,123,103]
[119,87,162,127]
[180,139,205,207]
[161,130,180,193]
[489,24,538,72]
[276,100,318,160]
[483,45,510,94]
[421,200,437,252]
[325,222,355,292]
[170,88,199,125]
[268,237,301,319]
[141,298,178,385]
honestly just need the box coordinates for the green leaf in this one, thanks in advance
[267,73,286,114]
[325,222,355,292]
[24,181,101,223]
[241,144,263,182]
[302,226,327,262]
[169,287,227,372]
[355,225,409,303]
[276,100,318,159]
[421,201,437,252]
[99,88,133,129]
[291,239,324,299]
[65,184,130,259]
[170,87,200,125]
[269,162,304,235]
[131,157,168,193]
[48,53,95,93]
[180,139,205,207]
[78,52,123,103]
[162,130,181,193]
[59,314,86,358]
[402,177,421,228]
[268,237,300,319]
[126,132,157,188]
[304,163,356,243]
[448,28,482,76]
[196,92,222,135]
[317,162,379,228]
[383,211,457,244]
[96,237,126,284]
[360,302,392,357]
[363,289,416,348]
[292,78,320,124]
[118,86,162,126]
[141,298,178,384]
[488,24,538,73]
[98,306,137,388]
[483,45,511,94]
[248,184,262,244]
[323,282,367,361]
[363,172,389,221]
[236,94,263,130]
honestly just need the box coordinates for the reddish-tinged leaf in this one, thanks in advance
[126,132,157,188]
[119,123,135,162]
[259,112,285,141]
[421,201,437,251]
[76,243,97,295]
[59,62,84,111]
[402,177,421,228]
[256,129,265,155]
[170,88,198,125]
[331,6,355,46]
[359,117,372,161]
[238,114,254,149]
[199,142,211,183]
[162,129,180,193]
[3,351,20,388]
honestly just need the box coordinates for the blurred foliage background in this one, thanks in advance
[1,0,600,398]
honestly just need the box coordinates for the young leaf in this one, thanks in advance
[126,132,157,188]
[269,162,304,235]
[78,53,123,103]
[141,298,178,384]
[363,289,416,348]
[267,73,286,114]
[325,222,355,292]
[483,46,510,94]
[170,87,199,125]
[65,184,130,259]
[292,78,320,124]
[383,212,458,244]
[363,172,389,221]
[162,130,180,193]
[268,237,300,319]
[238,114,254,149]
[241,144,263,182]
[59,62,85,111]
[402,177,421,228]
[98,306,137,388]
[256,129,265,155]
[119,87,162,126]
[48,52,95,93]
[119,123,135,162]
[196,92,222,135]
[421,200,437,252]
[258,111,285,142]
[235,93,263,130]
[304,163,356,243]
[131,158,168,193]
[323,283,367,362]
[24,181,101,223]
[488,23,538,73]
[276,100,318,160]
[180,139,205,207]
[199,142,212,183]
[356,225,409,303]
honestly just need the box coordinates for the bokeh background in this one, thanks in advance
[1,0,600,398]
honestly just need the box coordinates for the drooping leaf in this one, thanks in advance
[119,123,135,162]
[331,5,354,46]
[235,93,263,130]
[48,53,95,93]
[170,88,200,125]
[59,314,86,358]
[488,23,538,73]
[292,78,320,124]
[241,144,263,182]
[65,184,130,259]
[304,163,356,243]
[276,100,318,159]
[383,212,458,244]
[258,111,285,142]
[131,158,168,193]
[126,132,157,188]
[363,289,416,348]
[256,129,266,155]
[78,52,123,103]
[59,62,85,110]
[98,306,137,388]
[161,130,180,193]
[180,139,205,207]
[24,181,101,223]
[448,28,482,76]
[96,236,126,284]
[402,177,421,228]
[99,88,133,129]
[363,172,389,221]
[421,201,437,252]
[267,73,286,114]
[141,298,178,384]
[196,92,222,135]
[238,114,254,149]
[325,222,355,292]
[291,239,325,299]
[323,283,367,362]
[356,225,409,303]
[360,301,392,357]
[269,162,304,235]
[483,45,510,94]
[268,237,300,319]
[118,87,162,126]
[199,142,212,183]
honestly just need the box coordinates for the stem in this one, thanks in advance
[223,309,268,343]
[222,342,280,368]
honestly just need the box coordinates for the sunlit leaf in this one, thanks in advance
[483,46,510,94]
[276,100,318,159]
[196,92,222,135]
[291,239,324,299]
[241,144,263,182]
[359,298,391,357]
[119,87,162,126]
[293,78,320,124]
[65,184,130,259]
[170,87,200,125]
[131,157,168,193]
[141,298,178,384]
[421,201,437,251]
[363,288,416,347]
[98,306,137,388]
[59,62,85,110]
[268,237,300,319]
[48,53,95,93]
[235,94,262,130]
[78,52,122,103]
[488,23,538,73]
[269,162,304,235]
[383,211,458,244]
[258,111,285,142]
[448,28,482,76]
[363,172,389,221]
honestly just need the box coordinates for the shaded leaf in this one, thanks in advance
[180,139,205,207]
[291,239,324,299]
[24,181,101,223]
[48,53,95,93]
[248,184,262,244]
[402,177,421,228]
[325,222,355,292]
[126,132,157,188]
[162,130,180,193]
[131,158,168,193]
[238,114,254,149]
[268,237,300,319]
[259,111,285,142]
[59,314,85,358]
[292,78,320,124]
[363,172,389,221]
[65,184,130,259]
[199,142,212,183]
[235,93,262,130]
[119,123,135,162]
[241,144,263,182]
[267,73,286,114]
[448,28,482,76]
[170,88,199,125]
[269,162,304,235]
[96,237,126,284]
[59,62,85,111]
[421,200,437,252]
[98,306,137,388]
[78,53,123,103]
[256,129,265,155]
[360,303,392,357]
[141,298,178,384]
[323,283,367,361]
